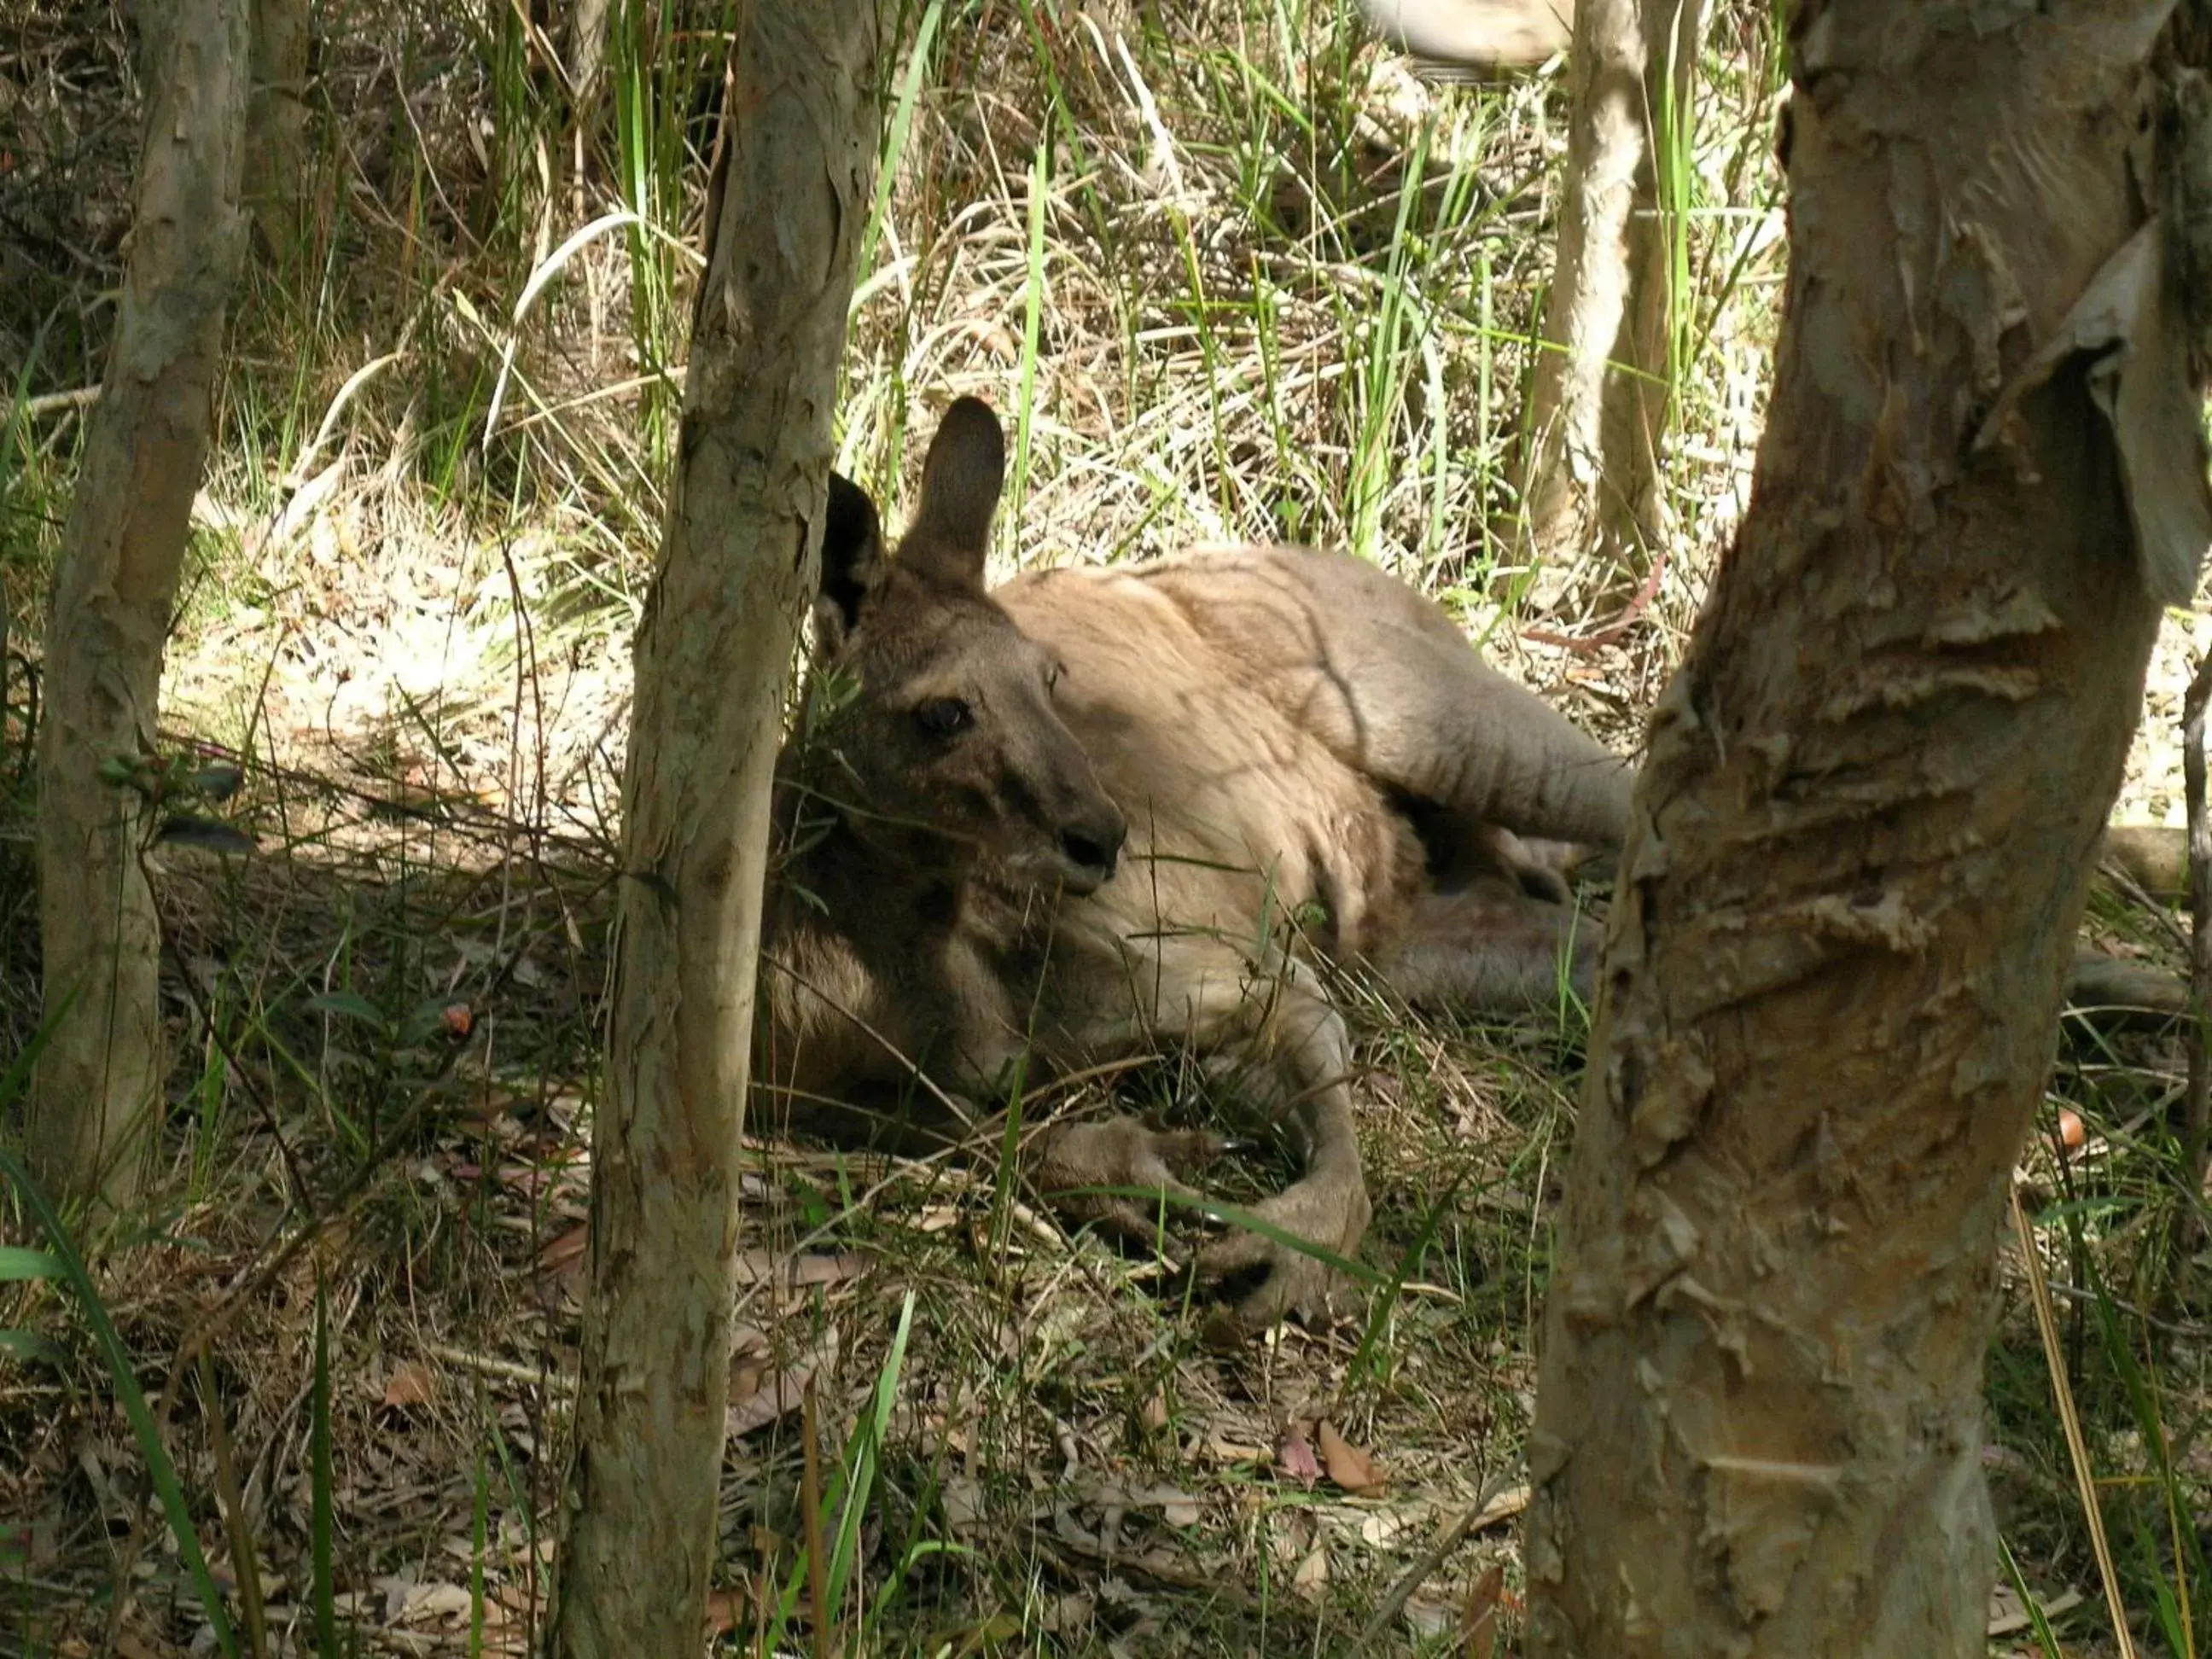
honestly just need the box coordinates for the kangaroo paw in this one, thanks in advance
[1029,1117,1224,1247]
[1191,1170,1373,1331]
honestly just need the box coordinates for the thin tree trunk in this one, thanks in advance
[1517,0,1701,574]
[568,0,613,131]
[29,0,252,1208]
[1526,3,2209,1654]
[244,0,309,255]
[544,7,886,1655]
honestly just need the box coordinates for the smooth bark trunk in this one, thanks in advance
[544,6,886,1655]
[29,0,252,1208]
[567,0,613,130]
[244,0,309,255]
[1517,0,1702,573]
[1526,3,2210,1654]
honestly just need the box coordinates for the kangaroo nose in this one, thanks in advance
[1059,805,1126,882]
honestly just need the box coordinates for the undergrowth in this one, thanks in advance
[0,1,2206,1655]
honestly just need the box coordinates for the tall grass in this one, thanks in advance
[3,2,2199,1655]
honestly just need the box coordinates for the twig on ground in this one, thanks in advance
[1356,1474,1529,1646]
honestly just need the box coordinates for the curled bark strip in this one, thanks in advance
[1973,219,2212,605]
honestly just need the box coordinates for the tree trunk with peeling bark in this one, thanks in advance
[1517,0,1702,574]
[544,7,885,1656]
[1525,3,2212,1655]
[29,0,252,1208]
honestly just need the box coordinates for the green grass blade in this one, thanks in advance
[1010,135,1051,533]
[0,1144,240,1659]
[311,1272,339,1659]
[858,0,947,293]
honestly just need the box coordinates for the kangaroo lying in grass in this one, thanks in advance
[754,398,1632,1326]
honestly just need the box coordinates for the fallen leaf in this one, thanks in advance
[727,1330,837,1437]
[1277,1423,1320,1483]
[1139,1388,1170,1432]
[703,1586,748,1638]
[1464,1482,1533,1534]
[442,1003,474,1037]
[1291,1542,1330,1598]
[2055,1108,2087,1150]
[1986,1584,2084,1637]
[1318,1420,1383,1494]
[1039,1592,1095,1636]
[537,1224,588,1276]
[402,1581,474,1621]
[941,1475,987,1538]
[731,1249,870,1289]
[381,1360,438,1410]
[728,1365,812,1436]
[1400,1593,1458,1640]
[1359,1508,1416,1547]
[1464,1561,1506,1659]
[1132,1484,1202,1528]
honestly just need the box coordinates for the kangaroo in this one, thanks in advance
[754,397,1632,1328]
[1355,0,1575,71]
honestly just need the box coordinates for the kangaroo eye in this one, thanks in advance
[914,697,973,737]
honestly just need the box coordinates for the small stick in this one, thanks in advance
[1355,1474,1528,1646]
[22,386,100,418]
[2011,1187,2138,1659]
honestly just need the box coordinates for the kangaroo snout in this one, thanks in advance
[1056,801,1127,889]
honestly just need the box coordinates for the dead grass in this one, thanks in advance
[1,1,2207,1655]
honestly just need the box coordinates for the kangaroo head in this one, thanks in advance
[806,397,1126,894]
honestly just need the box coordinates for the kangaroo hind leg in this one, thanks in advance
[1371,882,1599,1016]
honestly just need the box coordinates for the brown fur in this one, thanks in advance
[756,398,1632,1326]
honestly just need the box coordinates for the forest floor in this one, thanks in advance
[1,2,2208,1654]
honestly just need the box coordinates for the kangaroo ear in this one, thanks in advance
[899,397,1004,591]
[814,472,885,648]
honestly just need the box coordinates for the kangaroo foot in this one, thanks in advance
[1029,1116,1225,1249]
[1191,1166,1373,1331]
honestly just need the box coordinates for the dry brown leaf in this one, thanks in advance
[728,1363,813,1437]
[1986,1584,2084,1637]
[537,1224,588,1276]
[1277,1423,1320,1483]
[728,1330,837,1437]
[1291,1542,1330,1598]
[1400,1594,1458,1641]
[703,1586,748,1638]
[1463,1561,1505,1659]
[942,1475,987,1538]
[1318,1420,1383,1494]
[731,1248,871,1289]
[1359,1508,1415,1547]
[1135,1484,1202,1528]
[381,1360,439,1410]
[406,1581,475,1621]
